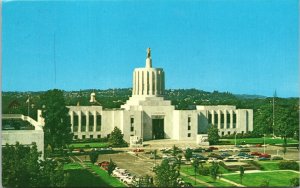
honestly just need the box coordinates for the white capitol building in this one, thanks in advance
[67,48,253,143]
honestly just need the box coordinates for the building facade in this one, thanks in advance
[68,48,253,143]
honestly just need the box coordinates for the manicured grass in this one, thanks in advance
[66,169,108,187]
[85,162,125,187]
[257,161,280,171]
[69,142,109,148]
[220,137,298,145]
[180,174,208,187]
[64,162,84,170]
[223,171,299,187]
[181,165,234,187]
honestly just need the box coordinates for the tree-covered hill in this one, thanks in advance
[2,88,298,138]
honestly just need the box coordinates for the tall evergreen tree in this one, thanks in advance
[208,125,220,145]
[40,89,73,150]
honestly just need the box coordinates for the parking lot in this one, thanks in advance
[78,139,299,180]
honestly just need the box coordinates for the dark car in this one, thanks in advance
[192,154,208,160]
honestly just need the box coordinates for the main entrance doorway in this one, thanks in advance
[152,119,164,139]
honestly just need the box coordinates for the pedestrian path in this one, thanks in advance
[219,177,245,187]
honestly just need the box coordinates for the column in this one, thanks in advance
[132,71,135,95]
[230,110,233,128]
[149,70,153,95]
[224,110,227,129]
[144,71,148,95]
[86,111,89,132]
[139,70,143,95]
[217,110,221,129]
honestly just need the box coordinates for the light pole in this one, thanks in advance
[263,134,266,154]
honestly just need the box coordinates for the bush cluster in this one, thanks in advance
[220,131,262,139]
[278,161,299,171]
[248,161,264,170]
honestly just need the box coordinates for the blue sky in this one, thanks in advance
[2,0,299,97]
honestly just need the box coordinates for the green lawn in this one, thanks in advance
[257,161,280,171]
[85,162,125,187]
[223,171,299,187]
[180,174,208,187]
[64,162,124,187]
[220,137,298,145]
[64,162,84,170]
[181,165,234,187]
[66,169,109,187]
[69,142,109,148]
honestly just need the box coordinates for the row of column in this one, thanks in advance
[132,69,165,96]
[208,110,237,129]
[70,111,101,133]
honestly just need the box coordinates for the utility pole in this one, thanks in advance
[272,90,276,137]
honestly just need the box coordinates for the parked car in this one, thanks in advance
[98,161,110,170]
[240,148,251,152]
[207,153,224,159]
[223,157,239,162]
[192,154,208,160]
[250,151,261,156]
[259,153,271,158]
[220,152,231,158]
[258,157,270,161]
[209,146,219,150]
[193,147,205,153]
[133,148,144,152]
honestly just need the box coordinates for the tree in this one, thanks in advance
[208,125,220,145]
[89,149,99,164]
[40,89,73,151]
[184,148,193,161]
[239,166,245,184]
[172,145,178,157]
[107,158,116,176]
[192,158,199,185]
[154,159,180,187]
[108,127,128,147]
[2,142,66,187]
[210,162,219,182]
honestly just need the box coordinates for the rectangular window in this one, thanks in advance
[188,117,191,123]
[73,126,78,132]
[188,125,191,130]
[208,113,212,124]
[96,115,101,131]
[97,135,101,139]
[82,135,86,139]
[89,115,94,126]
[188,133,191,137]
[228,131,231,135]
[227,113,231,124]
[90,135,93,139]
[214,114,218,124]
[81,114,86,131]
[74,114,79,127]
[221,132,224,136]
[233,113,237,128]
[74,135,78,139]
[221,113,224,124]
[130,117,134,132]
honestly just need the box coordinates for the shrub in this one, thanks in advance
[199,166,210,176]
[290,177,300,187]
[278,161,299,171]
[219,161,232,171]
[272,156,283,160]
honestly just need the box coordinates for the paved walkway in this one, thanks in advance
[219,177,245,187]
[223,169,300,175]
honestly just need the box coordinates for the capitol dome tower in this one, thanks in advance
[132,48,165,96]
